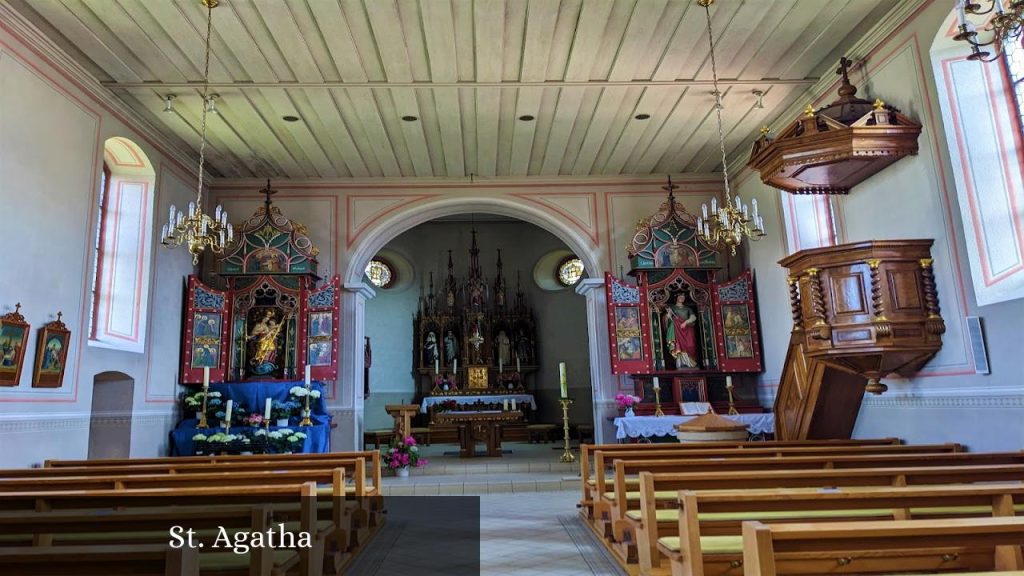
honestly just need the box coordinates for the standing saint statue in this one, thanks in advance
[444,330,458,365]
[423,331,438,365]
[248,310,284,374]
[495,330,511,367]
[663,294,699,369]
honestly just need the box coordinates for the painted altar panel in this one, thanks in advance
[303,275,341,382]
[181,276,230,384]
[645,268,718,372]
[711,270,763,372]
[604,273,653,375]
[228,275,304,381]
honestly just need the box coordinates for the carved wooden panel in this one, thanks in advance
[830,273,867,315]
[888,269,924,311]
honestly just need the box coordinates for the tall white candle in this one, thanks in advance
[499,357,503,372]
[653,377,660,391]
[511,399,517,411]
[453,359,458,374]
[203,367,210,389]
[434,358,439,375]
[264,398,272,420]
[726,375,733,388]
[305,365,311,386]
[224,399,233,427]
[516,357,521,373]
[503,399,509,411]
[559,362,568,399]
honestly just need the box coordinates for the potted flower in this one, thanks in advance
[270,400,299,427]
[267,428,306,454]
[214,402,248,428]
[181,390,223,421]
[382,436,429,477]
[615,393,642,417]
[289,386,322,423]
[243,413,265,428]
[192,433,210,455]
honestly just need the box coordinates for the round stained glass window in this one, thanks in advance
[556,257,585,287]
[365,258,394,288]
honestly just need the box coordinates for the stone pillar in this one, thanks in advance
[332,282,376,451]
[576,278,617,444]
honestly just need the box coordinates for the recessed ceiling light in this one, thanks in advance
[282,115,300,122]
[634,113,651,120]
[401,115,418,122]
[518,115,535,121]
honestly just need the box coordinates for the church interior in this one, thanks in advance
[2,0,1024,574]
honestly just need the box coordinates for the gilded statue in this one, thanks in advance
[248,310,285,374]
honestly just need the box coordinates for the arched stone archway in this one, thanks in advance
[332,196,617,450]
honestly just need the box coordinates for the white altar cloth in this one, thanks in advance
[614,413,775,440]
[420,394,537,414]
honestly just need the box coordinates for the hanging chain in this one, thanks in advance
[702,2,732,202]
[195,1,213,206]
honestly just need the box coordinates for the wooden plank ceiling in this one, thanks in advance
[14,0,893,178]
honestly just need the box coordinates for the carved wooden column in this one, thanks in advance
[787,275,802,331]
[779,240,944,395]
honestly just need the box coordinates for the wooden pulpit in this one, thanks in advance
[385,404,420,444]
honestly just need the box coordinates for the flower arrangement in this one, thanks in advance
[266,428,307,453]
[289,386,322,403]
[270,400,300,422]
[243,413,265,427]
[615,393,642,410]
[382,436,428,472]
[214,402,249,426]
[181,390,223,419]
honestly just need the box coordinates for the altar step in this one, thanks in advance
[381,471,580,495]
[403,459,578,477]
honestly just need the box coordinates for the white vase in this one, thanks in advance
[624,407,636,418]
[276,418,289,427]
[240,451,253,456]
[395,467,410,477]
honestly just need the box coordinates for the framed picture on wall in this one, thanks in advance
[0,304,30,386]
[32,312,70,388]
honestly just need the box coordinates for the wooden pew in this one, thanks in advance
[649,483,1024,576]
[0,544,199,576]
[0,482,324,576]
[44,450,380,468]
[615,463,1024,568]
[579,438,902,515]
[589,443,965,533]
[583,442,960,521]
[742,516,1024,576]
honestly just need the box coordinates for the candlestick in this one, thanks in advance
[725,375,739,416]
[197,387,209,429]
[300,377,313,426]
[557,397,576,463]
[653,385,665,417]
[559,362,567,398]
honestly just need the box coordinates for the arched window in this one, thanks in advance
[90,137,156,352]
[932,15,1024,305]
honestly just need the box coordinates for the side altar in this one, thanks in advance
[173,182,338,455]
[605,180,766,417]
[412,230,540,444]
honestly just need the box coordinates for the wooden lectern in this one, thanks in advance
[385,404,420,444]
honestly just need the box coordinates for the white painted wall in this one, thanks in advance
[0,21,196,467]
[362,220,591,430]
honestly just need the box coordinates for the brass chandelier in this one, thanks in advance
[954,0,1024,61]
[693,0,766,256]
[161,0,232,265]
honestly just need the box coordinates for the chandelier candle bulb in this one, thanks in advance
[214,205,221,221]
[697,217,703,233]
[702,204,709,219]
[188,201,196,217]
[711,197,717,213]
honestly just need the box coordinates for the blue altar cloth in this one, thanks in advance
[169,381,331,456]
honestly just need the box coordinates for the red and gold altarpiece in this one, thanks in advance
[181,195,340,384]
[605,185,763,414]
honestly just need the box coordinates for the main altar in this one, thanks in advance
[604,181,766,416]
[171,183,338,455]
[411,230,539,450]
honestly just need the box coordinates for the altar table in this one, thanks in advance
[433,410,523,457]
[170,380,331,456]
[420,394,536,413]
[614,413,774,440]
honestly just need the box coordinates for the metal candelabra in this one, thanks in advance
[726,382,740,416]
[653,386,665,417]
[300,381,313,426]
[197,389,210,429]
[558,398,576,463]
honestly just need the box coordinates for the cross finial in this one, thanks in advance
[873,98,886,110]
[662,175,680,206]
[835,56,858,100]
[56,311,63,322]
[760,125,771,136]
[260,178,277,210]
[14,303,21,314]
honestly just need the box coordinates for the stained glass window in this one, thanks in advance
[365,258,394,288]
[1005,39,1024,131]
[556,257,585,287]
